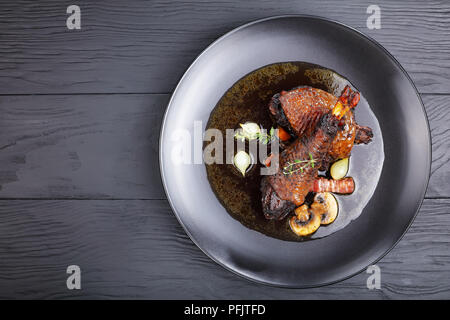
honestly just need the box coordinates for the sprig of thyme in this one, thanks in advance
[282,153,316,175]
[258,127,275,144]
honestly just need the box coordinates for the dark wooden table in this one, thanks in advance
[0,0,449,299]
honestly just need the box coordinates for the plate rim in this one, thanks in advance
[159,14,432,288]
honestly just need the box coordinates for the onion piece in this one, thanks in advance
[330,157,349,180]
[277,126,291,141]
[234,150,251,177]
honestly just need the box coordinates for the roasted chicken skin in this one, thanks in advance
[269,86,373,167]
[262,86,360,220]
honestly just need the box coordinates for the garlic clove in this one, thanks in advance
[234,150,251,177]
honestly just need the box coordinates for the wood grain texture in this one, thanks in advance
[0,94,168,199]
[0,0,449,300]
[0,94,447,199]
[0,0,449,94]
[0,198,448,299]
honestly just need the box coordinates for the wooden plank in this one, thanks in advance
[0,93,448,199]
[0,0,449,94]
[0,198,448,299]
[0,94,168,199]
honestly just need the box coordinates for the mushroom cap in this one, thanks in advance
[313,192,339,225]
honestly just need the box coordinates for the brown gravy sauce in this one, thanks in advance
[205,62,384,241]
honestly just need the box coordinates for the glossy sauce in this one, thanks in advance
[205,62,384,241]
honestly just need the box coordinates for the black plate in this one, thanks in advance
[159,16,431,287]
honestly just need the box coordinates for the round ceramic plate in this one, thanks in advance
[159,15,431,287]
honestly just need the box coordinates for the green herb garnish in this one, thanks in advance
[282,153,316,175]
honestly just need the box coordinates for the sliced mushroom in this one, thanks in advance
[289,204,321,236]
[311,192,339,225]
[330,157,349,180]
